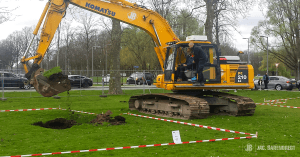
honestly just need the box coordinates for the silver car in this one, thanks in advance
[254,76,293,90]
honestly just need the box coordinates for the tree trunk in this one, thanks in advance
[108,19,122,94]
[205,0,215,42]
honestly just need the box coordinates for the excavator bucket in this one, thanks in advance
[30,68,71,97]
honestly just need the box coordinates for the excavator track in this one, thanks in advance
[129,91,255,120]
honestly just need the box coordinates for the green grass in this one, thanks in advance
[0,90,299,156]
[43,66,62,78]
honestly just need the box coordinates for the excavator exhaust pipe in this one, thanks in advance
[25,64,71,97]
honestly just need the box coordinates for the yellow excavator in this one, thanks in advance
[21,0,256,119]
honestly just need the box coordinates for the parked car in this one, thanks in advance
[68,75,93,88]
[292,79,300,91]
[0,71,31,89]
[126,72,154,85]
[254,76,293,90]
[102,74,110,83]
[15,74,26,78]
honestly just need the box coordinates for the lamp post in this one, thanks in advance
[260,36,269,74]
[243,38,250,64]
[105,43,112,75]
[298,58,300,80]
[92,46,101,77]
[0,62,6,101]
[275,63,279,76]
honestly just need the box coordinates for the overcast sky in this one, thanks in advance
[0,0,265,51]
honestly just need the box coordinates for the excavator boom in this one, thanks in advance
[22,0,179,97]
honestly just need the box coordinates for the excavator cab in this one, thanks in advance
[164,42,221,84]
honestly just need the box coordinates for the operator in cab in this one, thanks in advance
[189,42,208,86]
[176,48,195,82]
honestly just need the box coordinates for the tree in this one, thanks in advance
[77,12,98,76]
[149,0,177,19]
[206,0,254,45]
[120,27,159,70]
[108,19,122,95]
[60,19,74,74]
[250,0,300,78]
[169,9,204,41]
[0,3,15,24]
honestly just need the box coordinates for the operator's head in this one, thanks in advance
[187,42,194,55]
[188,42,194,48]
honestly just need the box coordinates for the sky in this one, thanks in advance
[0,0,265,51]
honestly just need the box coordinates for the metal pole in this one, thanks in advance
[106,48,107,76]
[143,70,145,94]
[99,70,107,97]
[243,38,250,64]
[247,39,250,64]
[92,47,94,77]
[102,70,104,95]
[2,71,4,99]
[68,59,69,74]
[297,60,299,80]
[92,46,101,77]
[1,70,6,101]
[80,70,82,96]
[267,37,269,74]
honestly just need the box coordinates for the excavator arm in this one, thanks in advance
[70,0,180,67]
[22,0,179,97]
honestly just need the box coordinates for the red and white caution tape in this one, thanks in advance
[0,108,60,112]
[3,135,257,157]
[256,97,300,109]
[286,97,300,100]
[264,98,287,103]
[0,108,97,115]
[59,108,96,115]
[255,101,286,105]
[123,113,256,136]
[255,103,300,109]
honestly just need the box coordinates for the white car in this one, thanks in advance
[102,74,110,83]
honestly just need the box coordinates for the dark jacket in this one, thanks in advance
[193,46,207,63]
[263,74,269,82]
[185,55,194,67]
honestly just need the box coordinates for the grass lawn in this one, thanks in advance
[0,90,299,156]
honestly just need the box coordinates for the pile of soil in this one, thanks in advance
[48,72,69,82]
[32,118,76,129]
[90,110,126,125]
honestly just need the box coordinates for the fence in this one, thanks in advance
[0,69,164,99]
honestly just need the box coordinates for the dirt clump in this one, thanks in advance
[90,110,126,125]
[32,118,76,129]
